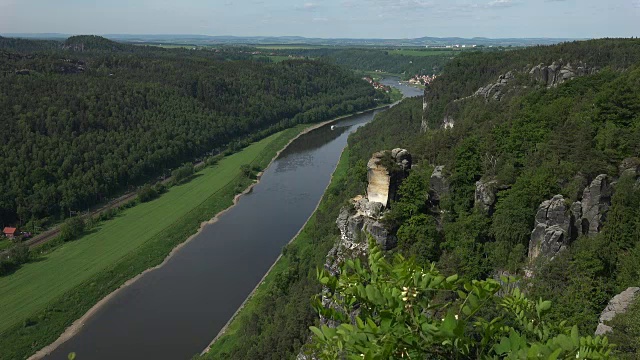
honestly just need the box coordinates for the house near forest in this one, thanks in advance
[3,227,17,239]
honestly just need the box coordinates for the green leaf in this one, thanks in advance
[494,337,511,355]
[440,312,457,337]
[539,300,552,312]
[310,326,325,340]
[547,348,563,360]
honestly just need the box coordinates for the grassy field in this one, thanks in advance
[389,49,457,57]
[254,45,327,50]
[0,239,12,251]
[202,148,352,358]
[0,125,308,359]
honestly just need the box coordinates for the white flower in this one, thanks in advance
[454,315,459,320]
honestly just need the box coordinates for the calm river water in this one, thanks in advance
[47,80,422,360]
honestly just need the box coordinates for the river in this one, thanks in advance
[46,79,422,360]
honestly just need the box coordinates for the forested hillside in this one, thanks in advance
[342,38,640,357]
[269,48,455,77]
[203,38,640,359]
[0,36,387,229]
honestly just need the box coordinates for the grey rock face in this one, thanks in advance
[421,89,429,133]
[473,71,515,101]
[528,195,573,261]
[595,287,640,335]
[570,201,583,241]
[619,157,640,178]
[580,174,612,236]
[529,61,597,87]
[443,115,455,129]
[475,179,498,213]
[430,166,449,202]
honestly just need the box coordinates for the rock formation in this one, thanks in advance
[329,149,412,275]
[528,195,573,262]
[429,166,449,203]
[442,115,455,129]
[619,157,640,178]
[475,179,498,213]
[529,172,617,263]
[580,174,612,236]
[529,61,597,88]
[473,71,515,101]
[313,150,414,344]
[595,287,640,335]
[421,88,429,132]
[366,149,412,208]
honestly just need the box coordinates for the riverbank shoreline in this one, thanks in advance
[26,104,389,360]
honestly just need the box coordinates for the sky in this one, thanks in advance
[0,0,638,39]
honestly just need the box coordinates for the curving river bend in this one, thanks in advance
[46,79,422,360]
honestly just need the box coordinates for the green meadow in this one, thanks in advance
[389,49,457,57]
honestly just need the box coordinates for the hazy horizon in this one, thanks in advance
[1,0,638,39]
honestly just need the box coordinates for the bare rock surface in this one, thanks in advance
[528,195,573,261]
[475,179,498,213]
[595,287,640,335]
[580,174,612,236]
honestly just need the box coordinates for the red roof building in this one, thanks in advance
[3,227,17,239]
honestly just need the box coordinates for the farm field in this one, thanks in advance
[0,129,292,334]
[254,45,328,50]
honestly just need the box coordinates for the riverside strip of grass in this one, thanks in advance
[0,125,307,360]
[201,148,356,359]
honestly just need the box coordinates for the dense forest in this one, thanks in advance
[0,35,389,230]
[269,48,456,77]
[204,38,640,359]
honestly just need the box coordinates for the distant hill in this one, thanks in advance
[1,33,580,47]
[63,35,133,52]
[0,35,61,52]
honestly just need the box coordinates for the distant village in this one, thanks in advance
[362,76,391,92]
[408,74,437,86]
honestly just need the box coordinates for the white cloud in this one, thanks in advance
[488,0,515,7]
[303,2,317,9]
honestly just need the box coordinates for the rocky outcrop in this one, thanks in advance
[443,115,454,129]
[529,61,597,88]
[619,157,640,178]
[329,150,413,275]
[317,150,412,341]
[595,287,640,335]
[366,149,412,208]
[421,88,429,132]
[529,174,616,262]
[580,174,612,236]
[330,196,394,272]
[528,195,573,261]
[475,179,498,213]
[429,166,449,202]
[473,71,515,101]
